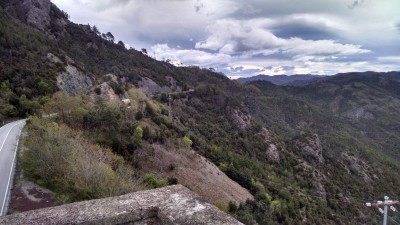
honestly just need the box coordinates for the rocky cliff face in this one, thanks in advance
[1,0,67,35]
[292,133,325,165]
[137,77,172,96]
[229,108,252,130]
[258,127,281,162]
[25,0,51,31]
[1,0,50,31]
[57,64,93,95]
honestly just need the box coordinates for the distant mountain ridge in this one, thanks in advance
[237,74,327,85]
[237,71,400,86]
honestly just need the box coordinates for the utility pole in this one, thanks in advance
[366,196,400,225]
[168,93,172,121]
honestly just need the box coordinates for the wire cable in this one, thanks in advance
[389,217,400,225]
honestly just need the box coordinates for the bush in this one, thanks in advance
[21,117,140,201]
[143,173,169,188]
[215,200,228,212]
[182,136,193,148]
[143,173,158,188]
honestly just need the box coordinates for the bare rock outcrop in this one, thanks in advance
[57,65,93,95]
[46,53,62,63]
[1,0,51,31]
[93,82,120,102]
[166,76,182,92]
[292,133,325,165]
[258,127,281,162]
[340,152,375,183]
[295,160,326,202]
[343,106,375,120]
[138,77,172,96]
[25,0,51,31]
[229,108,252,130]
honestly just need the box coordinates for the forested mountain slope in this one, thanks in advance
[1,1,399,224]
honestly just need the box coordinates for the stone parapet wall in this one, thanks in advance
[0,185,242,225]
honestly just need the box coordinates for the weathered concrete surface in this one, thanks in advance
[0,185,242,225]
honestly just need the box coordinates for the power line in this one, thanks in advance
[366,196,400,225]
[389,217,400,225]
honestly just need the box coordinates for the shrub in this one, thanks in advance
[143,173,158,188]
[21,117,140,201]
[215,200,229,212]
[182,136,193,148]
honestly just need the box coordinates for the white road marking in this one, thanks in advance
[0,121,24,216]
[0,122,21,154]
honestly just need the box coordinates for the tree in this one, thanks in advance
[141,48,147,54]
[117,41,125,48]
[182,136,193,148]
[131,126,143,148]
[106,32,115,43]
[92,25,100,36]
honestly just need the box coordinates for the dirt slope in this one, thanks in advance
[136,144,253,205]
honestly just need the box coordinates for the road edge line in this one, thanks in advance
[0,122,20,154]
[0,122,24,216]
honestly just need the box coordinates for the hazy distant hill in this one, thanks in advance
[1,1,400,224]
[237,74,326,85]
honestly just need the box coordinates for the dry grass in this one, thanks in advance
[136,144,253,205]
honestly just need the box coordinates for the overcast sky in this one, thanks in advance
[51,0,400,78]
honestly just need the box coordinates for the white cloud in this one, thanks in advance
[378,56,400,63]
[151,44,231,67]
[195,18,370,59]
[51,0,400,77]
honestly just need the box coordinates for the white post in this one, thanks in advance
[383,196,388,225]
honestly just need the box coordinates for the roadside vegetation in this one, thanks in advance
[21,116,142,201]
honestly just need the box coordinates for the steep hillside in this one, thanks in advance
[1,1,400,224]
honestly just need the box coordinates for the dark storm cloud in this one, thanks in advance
[272,23,339,40]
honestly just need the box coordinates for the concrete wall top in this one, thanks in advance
[0,185,243,225]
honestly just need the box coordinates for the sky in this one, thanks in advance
[51,0,400,78]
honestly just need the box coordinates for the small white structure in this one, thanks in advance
[122,99,131,104]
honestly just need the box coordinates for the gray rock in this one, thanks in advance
[1,0,51,31]
[266,144,280,162]
[229,108,252,130]
[292,133,325,165]
[47,53,62,64]
[1,0,52,32]
[340,152,374,184]
[57,65,93,95]
[0,185,242,225]
[258,128,280,162]
[166,76,182,92]
[343,106,375,120]
[137,77,171,96]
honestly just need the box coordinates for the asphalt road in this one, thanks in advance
[0,120,26,216]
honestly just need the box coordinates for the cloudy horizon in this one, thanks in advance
[51,0,400,78]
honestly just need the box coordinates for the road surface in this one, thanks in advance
[0,120,26,216]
